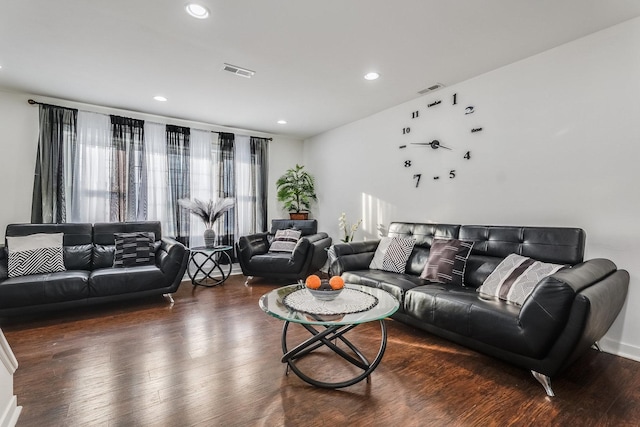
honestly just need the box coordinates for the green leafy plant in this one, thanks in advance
[276,164,317,214]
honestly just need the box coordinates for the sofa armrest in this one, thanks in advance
[0,245,6,280]
[517,258,624,357]
[304,233,332,273]
[237,232,270,260]
[157,236,189,289]
[331,240,380,276]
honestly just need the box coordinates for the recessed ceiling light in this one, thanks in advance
[154,95,168,102]
[185,3,210,19]
[277,120,287,125]
[364,72,380,81]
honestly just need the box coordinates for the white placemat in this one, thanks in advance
[283,288,378,315]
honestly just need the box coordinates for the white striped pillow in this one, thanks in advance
[269,229,302,253]
[477,253,565,306]
[369,236,416,274]
[7,233,66,278]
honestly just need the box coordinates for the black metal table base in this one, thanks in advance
[280,319,388,389]
[188,249,232,287]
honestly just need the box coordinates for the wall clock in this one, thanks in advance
[398,92,484,187]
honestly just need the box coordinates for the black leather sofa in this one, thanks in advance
[237,219,332,283]
[0,221,189,316]
[330,222,629,396]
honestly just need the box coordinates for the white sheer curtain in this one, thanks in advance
[188,129,216,247]
[144,122,175,238]
[69,111,111,223]
[234,135,252,238]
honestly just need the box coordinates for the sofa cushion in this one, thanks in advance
[420,238,474,286]
[89,266,166,297]
[244,251,307,275]
[113,232,155,267]
[268,229,301,253]
[369,236,416,274]
[0,271,89,309]
[477,253,565,305]
[7,233,66,278]
[342,269,423,311]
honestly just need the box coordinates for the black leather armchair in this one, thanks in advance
[236,219,332,283]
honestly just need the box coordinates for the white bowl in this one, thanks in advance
[308,287,343,301]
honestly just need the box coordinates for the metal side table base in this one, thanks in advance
[280,319,388,389]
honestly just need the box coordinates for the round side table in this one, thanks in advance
[187,245,233,287]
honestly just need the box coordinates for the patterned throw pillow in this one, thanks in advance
[420,238,474,286]
[113,232,155,267]
[369,236,416,274]
[7,233,66,278]
[477,253,565,306]
[268,229,302,253]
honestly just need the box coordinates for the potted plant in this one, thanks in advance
[178,197,235,247]
[276,164,317,220]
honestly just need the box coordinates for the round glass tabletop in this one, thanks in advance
[189,245,233,251]
[259,283,399,326]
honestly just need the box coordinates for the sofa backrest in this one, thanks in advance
[387,222,460,276]
[460,225,585,288]
[4,223,93,270]
[270,219,318,236]
[92,221,162,269]
[387,222,586,288]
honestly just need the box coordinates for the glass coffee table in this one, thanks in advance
[259,283,399,389]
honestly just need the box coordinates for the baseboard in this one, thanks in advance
[599,336,640,363]
[0,396,21,427]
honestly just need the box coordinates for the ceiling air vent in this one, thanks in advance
[418,83,445,95]
[222,63,255,78]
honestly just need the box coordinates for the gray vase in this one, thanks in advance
[203,228,216,248]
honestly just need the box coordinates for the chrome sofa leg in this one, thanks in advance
[592,341,603,352]
[532,371,555,397]
[163,293,175,304]
[244,276,253,286]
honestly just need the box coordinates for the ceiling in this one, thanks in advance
[2,1,640,139]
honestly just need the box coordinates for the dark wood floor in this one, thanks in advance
[2,275,639,426]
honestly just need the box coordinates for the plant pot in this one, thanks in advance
[203,228,216,248]
[289,212,309,220]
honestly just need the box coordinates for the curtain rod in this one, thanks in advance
[27,99,273,141]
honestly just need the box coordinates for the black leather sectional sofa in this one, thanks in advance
[0,221,189,316]
[330,222,629,396]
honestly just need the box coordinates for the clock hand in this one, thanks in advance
[410,140,452,150]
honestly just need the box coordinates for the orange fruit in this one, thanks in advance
[305,274,322,289]
[329,276,345,290]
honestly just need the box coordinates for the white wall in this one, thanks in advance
[0,90,39,234]
[305,17,640,361]
[0,90,303,235]
[267,137,304,223]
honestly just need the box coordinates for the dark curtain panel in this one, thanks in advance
[110,115,146,222]
[167,125,190,245]
[32,104,78,223]
[218,132,235,259]
[250,137,269,232]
